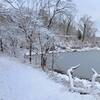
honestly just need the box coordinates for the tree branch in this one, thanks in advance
[67,64,80,89]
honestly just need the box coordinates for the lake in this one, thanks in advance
[47,50,100,80]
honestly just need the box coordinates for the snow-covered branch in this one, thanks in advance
[91,68,100,88]
[67,64,80,90]
[67,64,92,94]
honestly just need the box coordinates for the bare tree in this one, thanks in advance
[47,0,75,29]
[66,15,74,35]
[8,35,18,56]
[5,0,38,62]
[79,15,97,42]
[18,16,37,63]
[38,33,54,71]
[61,14,75,36]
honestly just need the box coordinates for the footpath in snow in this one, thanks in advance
[0,56,98,100]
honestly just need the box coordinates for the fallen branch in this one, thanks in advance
[91,68,100,89]
[67,64,80,90]
[67,64,90,94]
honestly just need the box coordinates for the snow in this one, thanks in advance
[0,56,98,100]
[49,70,100,94]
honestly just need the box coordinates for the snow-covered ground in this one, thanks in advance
[0,56,99,100]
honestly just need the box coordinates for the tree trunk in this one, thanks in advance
[66,21,71,36]
[0,38,3,52]
[82,24,86,42]
[51,36,55,70]
[51,52,54,70]
[41,53,47,71]
[29,41,32,63]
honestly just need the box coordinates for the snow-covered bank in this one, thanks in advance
[0,56,99,100]
[54,46,100,53]
[70,47,100,52]
[24,46,100,58]
[48,70,100,94]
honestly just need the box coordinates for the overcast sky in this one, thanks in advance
[73,0,100,36]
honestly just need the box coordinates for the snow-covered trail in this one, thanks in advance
[0,56,97,100]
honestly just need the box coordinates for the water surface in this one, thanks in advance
[48,50,100,80]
